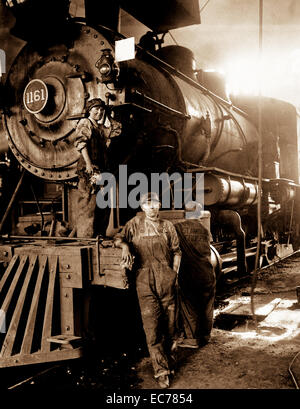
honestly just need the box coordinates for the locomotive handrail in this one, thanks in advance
[131,89,190,119]
[135,45,251,120]
[185,166,265,182]
[186,166,300,189]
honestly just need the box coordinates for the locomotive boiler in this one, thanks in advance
[0,1,299,369]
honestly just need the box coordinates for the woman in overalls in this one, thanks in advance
[114,192,181,389]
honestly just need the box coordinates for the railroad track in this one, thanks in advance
[6,365,61,390]
[219,247,300,285]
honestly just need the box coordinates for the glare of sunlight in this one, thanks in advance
[289,48,300,75]
[232,299,300,342]
[224,55,262,96]
[232,325,297,342]
[215,297,300,343]
[222,50,295,97]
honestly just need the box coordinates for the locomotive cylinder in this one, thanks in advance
[204,174,258,207]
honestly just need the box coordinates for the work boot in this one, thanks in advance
[177,338,199,349]
[157,374,170,389]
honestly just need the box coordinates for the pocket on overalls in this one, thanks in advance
[158,264,177,295]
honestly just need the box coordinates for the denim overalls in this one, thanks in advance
[132,221,177,377]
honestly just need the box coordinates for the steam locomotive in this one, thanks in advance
[0,0,299,369]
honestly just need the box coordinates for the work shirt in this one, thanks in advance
[116,214,181,266]
[174,219,215,289]
[74,117,122,173]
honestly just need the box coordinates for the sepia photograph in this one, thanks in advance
[0,0,300,402]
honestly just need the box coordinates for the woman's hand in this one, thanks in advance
[114,238,134,269]
[173,254,181,275]
[85,163,93,175]
[121,244,133,265]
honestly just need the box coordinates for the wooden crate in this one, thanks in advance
[91,246,129,290]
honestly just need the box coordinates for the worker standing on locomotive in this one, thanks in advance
[175,201,216,349]
[74,98,122,237]
[114,192,182,389]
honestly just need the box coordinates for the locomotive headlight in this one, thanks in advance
[99,64,111,76]
[95,49,119,84]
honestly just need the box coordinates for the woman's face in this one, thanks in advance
[89,106,104,121]
[141,200,161,219]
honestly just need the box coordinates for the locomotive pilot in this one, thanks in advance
[114,192,182,389]
[74,98,122,237]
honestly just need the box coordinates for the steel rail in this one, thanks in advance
[7,365,60,390]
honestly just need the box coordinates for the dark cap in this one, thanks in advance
[140,192,160,205]
[86,98,105,113]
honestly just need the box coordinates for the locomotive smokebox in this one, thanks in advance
[4,22,123,181]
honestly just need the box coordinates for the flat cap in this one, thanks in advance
[86,98,105,113]
[184,201,202,211]
[140,192,160,205]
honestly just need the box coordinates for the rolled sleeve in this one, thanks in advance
[114,219,135,243]
[74,118,92,152]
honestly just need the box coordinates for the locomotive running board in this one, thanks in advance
[0,252,82,368]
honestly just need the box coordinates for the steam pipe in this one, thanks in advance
[216,210,247,275]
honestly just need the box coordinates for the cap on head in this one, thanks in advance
[86,98,105,113]
[184,201,202,211]
[140,192,160,205]
[184,201,202,219]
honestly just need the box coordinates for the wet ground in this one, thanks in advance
[1,252,300,391]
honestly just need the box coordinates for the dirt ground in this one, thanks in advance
[135,252,300,389]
